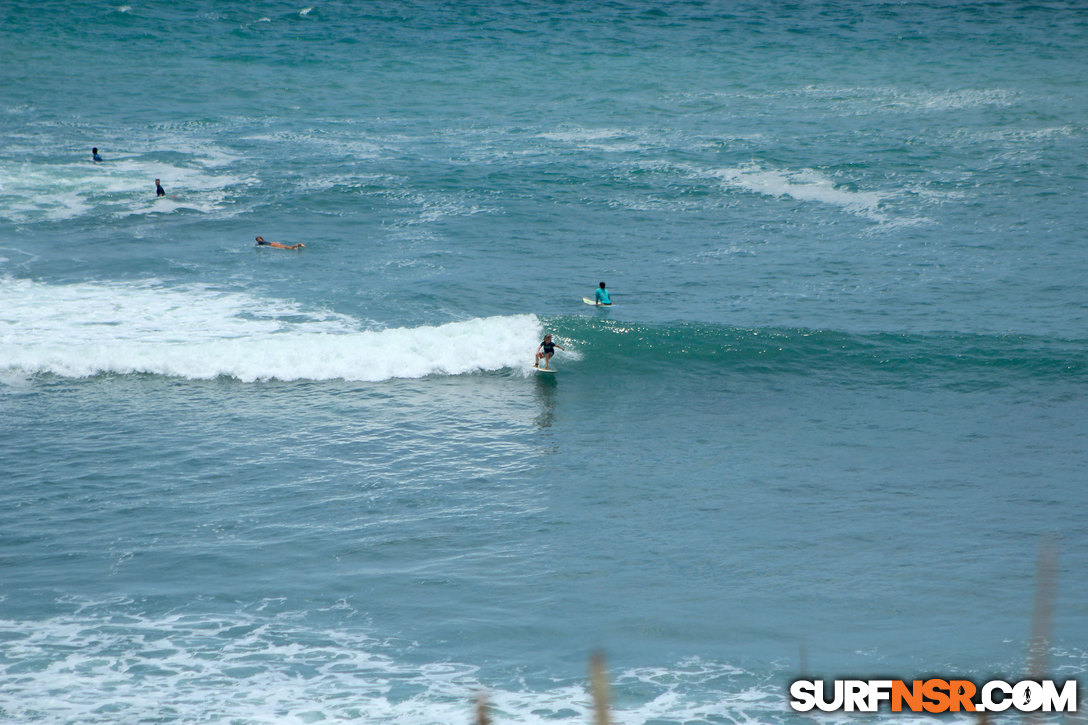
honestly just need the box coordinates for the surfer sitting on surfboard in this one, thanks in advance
[534,334,564,370]
[594,281,612,306]
[255,236,305,250]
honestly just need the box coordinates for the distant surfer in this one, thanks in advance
[594,281,612,306]
[255,235,305,250]
[534,334,564,370]
[92,147,102,162]
[155,179,165,197]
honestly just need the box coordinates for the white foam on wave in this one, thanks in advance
[873,87,1020,113]
[538,128,630,143]
[0,279,543,383]
[708,163,892,220]
[241,130,385,159]
[0,156,246,223]
[537,126,652,153]
[944,124,1077,153]
[677,86,1021,119]
[1,103,34,116]
[760,86,1021,115]
[0,605,802,725]
[372,187,497,227]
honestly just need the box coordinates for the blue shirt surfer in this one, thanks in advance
[534,334,564,370]
[594,282,612,305]
[92,147,102,162]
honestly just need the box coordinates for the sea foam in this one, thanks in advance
[0,158,245,223]
[0,279,542,382]
[0,604,803,725]
[709,163,891,220]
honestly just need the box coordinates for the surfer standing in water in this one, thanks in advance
[255,236,305,250]
[92,147,102,162]
[534,334,564,370]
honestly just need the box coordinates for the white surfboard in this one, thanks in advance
[582,297,614,307]
[532,366,556,374]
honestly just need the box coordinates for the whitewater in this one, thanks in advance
[0,279,544,381]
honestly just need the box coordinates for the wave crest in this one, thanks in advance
[0,279,542,382]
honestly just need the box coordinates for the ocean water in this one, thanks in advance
[2,1,1087,723]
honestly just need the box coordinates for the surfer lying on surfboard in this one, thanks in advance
[255,236,305,250]
[534,334,564,370]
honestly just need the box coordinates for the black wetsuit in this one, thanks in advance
[156,184,165,197]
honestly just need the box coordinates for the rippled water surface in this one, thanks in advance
[2,2,1087,723]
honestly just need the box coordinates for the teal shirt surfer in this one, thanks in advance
[594,282,612,305]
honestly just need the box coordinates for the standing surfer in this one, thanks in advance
[534,334,564,370]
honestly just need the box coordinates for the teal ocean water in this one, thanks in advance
[2,2,1087,722]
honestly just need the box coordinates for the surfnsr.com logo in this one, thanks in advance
[789,679,1078,713]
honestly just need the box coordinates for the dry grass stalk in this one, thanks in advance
[475,691,490,725]
[590,651,612,725]
[1025,543,1058,725]
[1027,543,1057,682]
